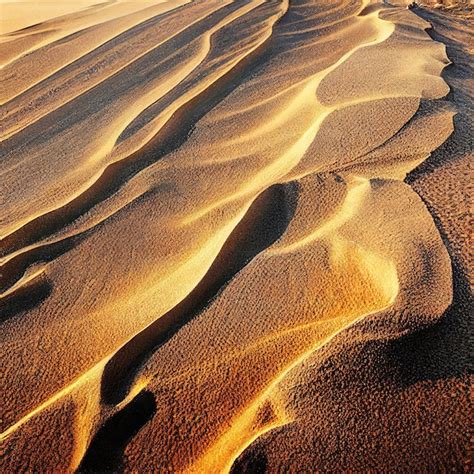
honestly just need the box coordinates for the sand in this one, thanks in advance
[0,0,471,471]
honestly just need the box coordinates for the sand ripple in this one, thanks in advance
[1,0,470,471]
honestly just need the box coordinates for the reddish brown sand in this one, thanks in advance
[0,1,471,472]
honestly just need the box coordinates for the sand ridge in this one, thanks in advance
[0,0,470,471]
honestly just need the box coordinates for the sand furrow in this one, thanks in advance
[0,2,192,99]
[0,180,293,442]
[0,1,229,135]
[1,0,467,471]
[99,183,296,405]
[0,1,285,242]
[0,2,288,279]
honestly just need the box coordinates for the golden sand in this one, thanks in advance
[0,0,471,471]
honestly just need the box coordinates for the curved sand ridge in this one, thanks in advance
[0,0,464,471]
[0,2,191,71]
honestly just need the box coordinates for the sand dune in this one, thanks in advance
[0,0,471,471]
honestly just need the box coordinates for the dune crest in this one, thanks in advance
[1,0,470,471]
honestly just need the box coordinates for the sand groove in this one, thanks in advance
[0,182,294,442]
[100,183,296,405]
[1,2,287,256]
[1,0,468,471]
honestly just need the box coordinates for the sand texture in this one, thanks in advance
[0,0,472,472]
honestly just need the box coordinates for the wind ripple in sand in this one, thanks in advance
[1,0,468,471]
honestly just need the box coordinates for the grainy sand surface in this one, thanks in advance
[0,0,472,471]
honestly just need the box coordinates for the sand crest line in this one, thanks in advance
[0,0,229,126]
[0,0,287,240]
[0,182,279,441]
[189,280,400,473]
[181,6,395,225]
[0,6,396,437]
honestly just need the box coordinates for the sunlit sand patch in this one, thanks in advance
[0,1,192,101]
[270,176,370,255]
[188,260,398,474]
[0,0,465,471]
[0,0,110,35]
[0,0,286,239]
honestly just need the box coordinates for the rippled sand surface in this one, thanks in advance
[0,0,471,471]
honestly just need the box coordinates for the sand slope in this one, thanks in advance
[0,0,471,471]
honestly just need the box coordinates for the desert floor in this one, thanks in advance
[0,0,472,472]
